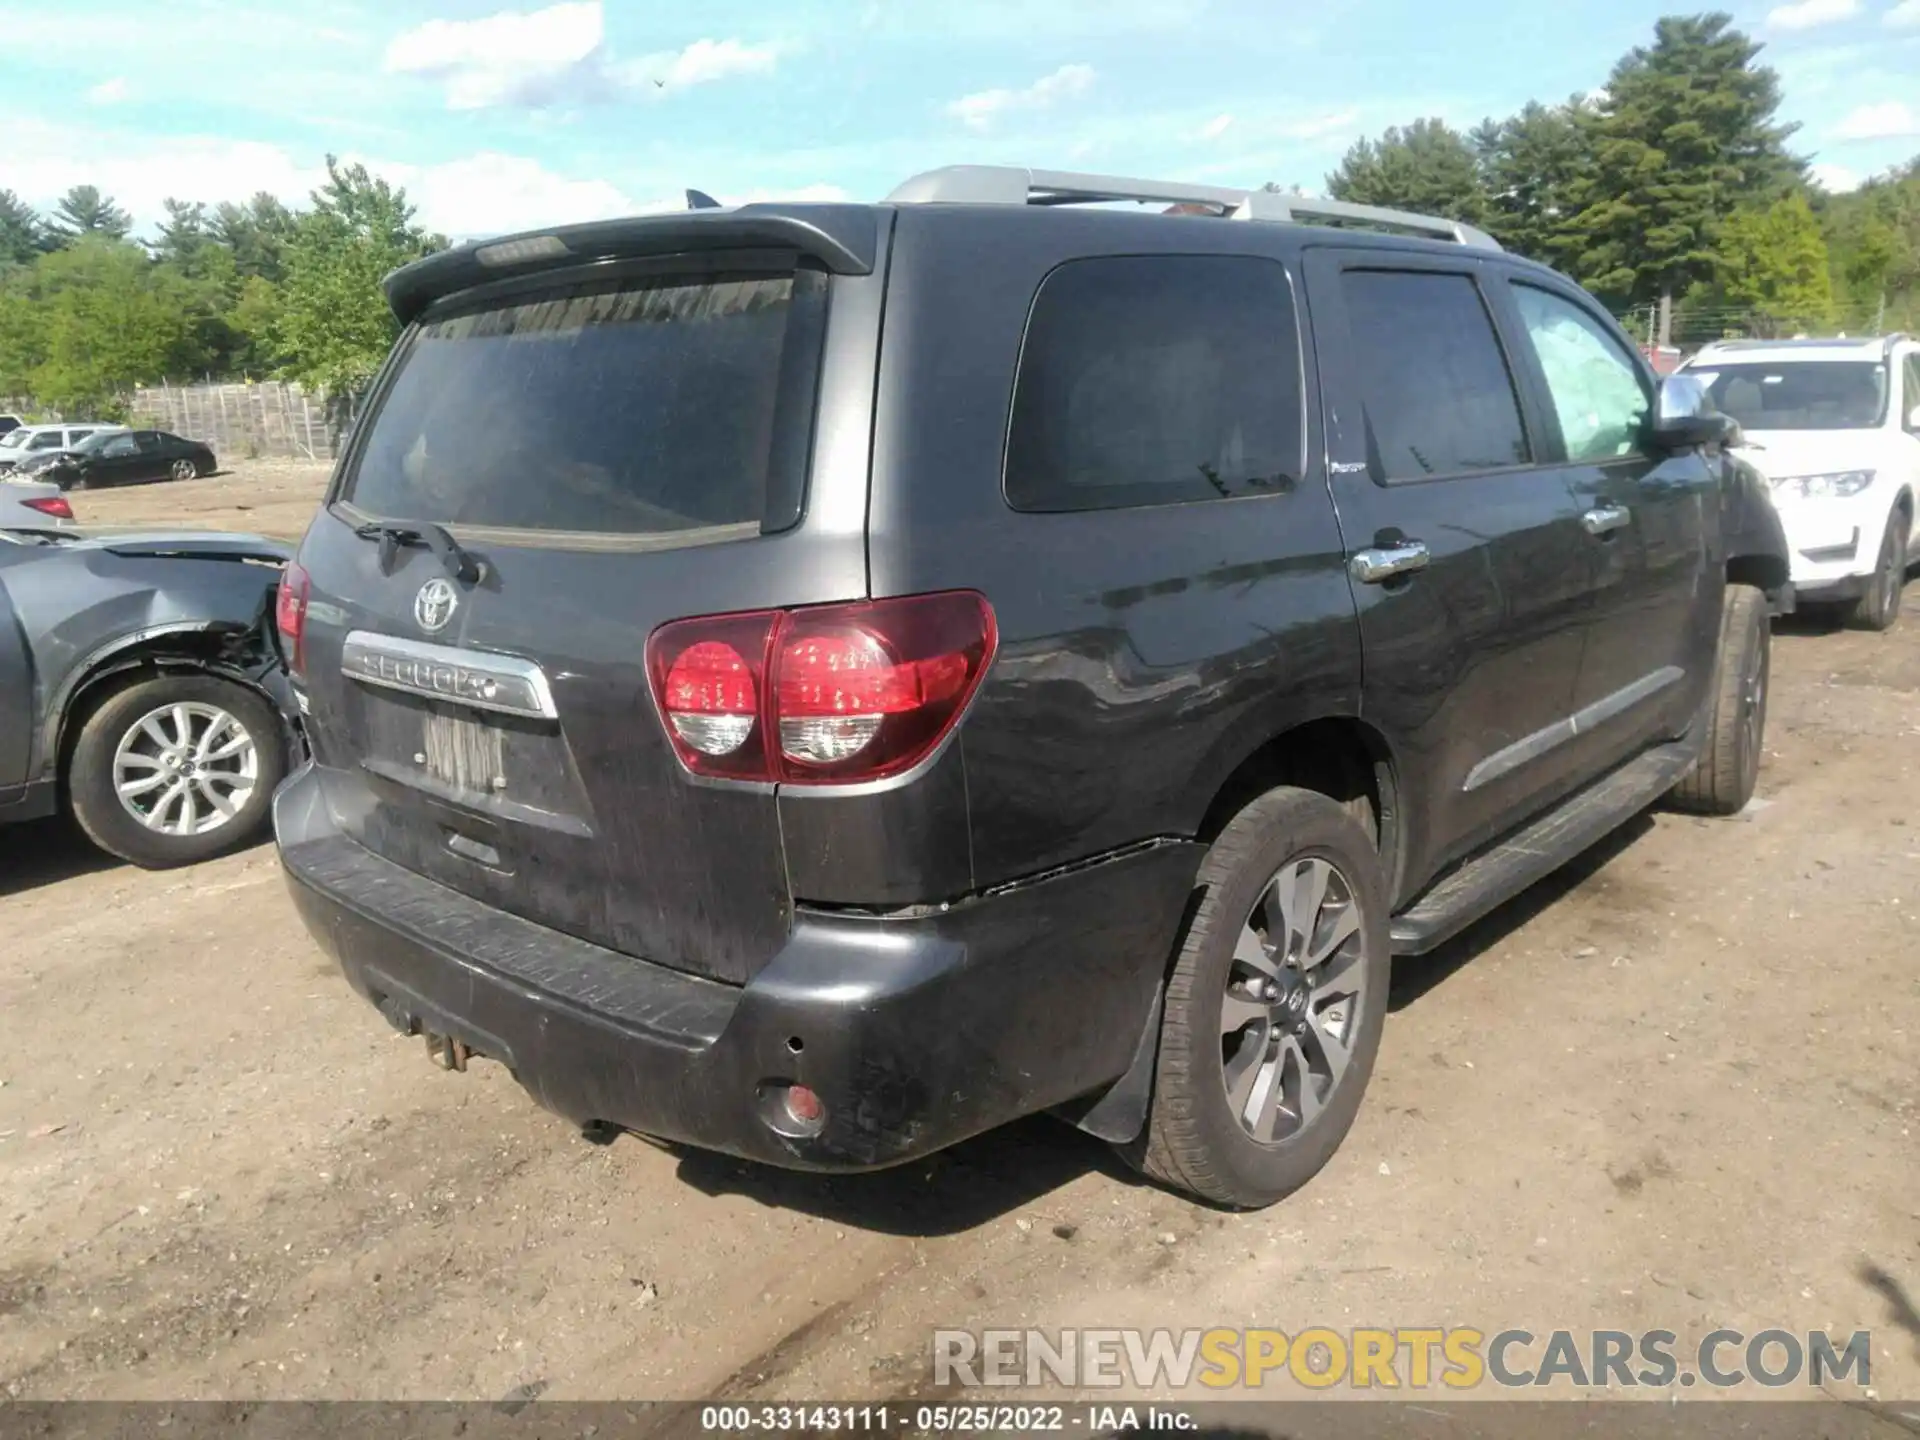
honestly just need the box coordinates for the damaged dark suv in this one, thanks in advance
[274,166,1791,1208]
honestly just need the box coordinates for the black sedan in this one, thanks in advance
[24,429,217,490]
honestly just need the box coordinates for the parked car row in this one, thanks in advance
[0,422,218,487]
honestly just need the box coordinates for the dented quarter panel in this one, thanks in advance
[0,531,291,789]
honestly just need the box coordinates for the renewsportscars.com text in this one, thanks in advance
[932,1327,1872,1391]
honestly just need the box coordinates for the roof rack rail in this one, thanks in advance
[884,165,1502,251]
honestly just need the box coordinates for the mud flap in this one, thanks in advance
[1052,979,1164,1145]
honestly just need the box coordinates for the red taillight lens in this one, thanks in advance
[276,561,311,675]
[644,592,997,784]
[22,496,72,520]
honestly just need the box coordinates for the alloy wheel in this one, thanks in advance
[1219,854,1371,1144]
[111,701,259,837]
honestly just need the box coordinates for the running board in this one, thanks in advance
[1389,741,1700,956]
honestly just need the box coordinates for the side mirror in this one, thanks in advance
[1650,374,1737,451]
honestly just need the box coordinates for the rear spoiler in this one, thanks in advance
[383,205,883,324]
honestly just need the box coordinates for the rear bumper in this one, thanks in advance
[275,763,1201,1171]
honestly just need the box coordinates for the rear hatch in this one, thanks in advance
[286,213,883,984]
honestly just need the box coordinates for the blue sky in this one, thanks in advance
[3,0,1918,240]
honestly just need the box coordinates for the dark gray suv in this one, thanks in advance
[274,166,1790,1208]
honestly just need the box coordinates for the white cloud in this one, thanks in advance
[1810,161,1864,191]
[383,2,779,109]
[84,77,128,105]
[1832,99,1920,137]
[1199,113,1234,140]
[0,118,646,240]
[1767,0,1860,27]
[1280,108,1360,140]
[620,38,779,92]
[947,64,1096,131]
[1887,0,1920,24]
[384,1,602,109]
[393,153,635,236]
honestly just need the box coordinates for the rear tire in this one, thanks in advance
[67,672,285,869]
[1126,787,1390,1209]
[1847,514,1907,632]
[1669,583,1768,816]
[170,458,198,482]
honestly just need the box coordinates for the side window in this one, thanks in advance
[135,432,162,453]
[1005,255,1303,513]
[102,435,139,458]
[29,432,61,450]
[1512,284,1651,462]
[1904,356,1920,431]
[1339,269,1529,480]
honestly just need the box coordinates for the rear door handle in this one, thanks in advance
[1349,541,1431,584]
[1582,504,1631,537]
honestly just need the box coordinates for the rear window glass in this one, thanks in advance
[1686,362,1888,432]
[343,268,827,536]
[1005,255,1304,513]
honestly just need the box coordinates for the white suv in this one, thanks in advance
[1680,336,1920,630]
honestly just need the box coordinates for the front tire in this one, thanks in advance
[1127,787,1390,1209]
[1847,513,1907,632]
[67,672,286,868]
[1669,583,1768,816]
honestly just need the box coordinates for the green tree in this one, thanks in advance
[1472,99,1594,264]
[0,190,44,268]
[45,185,133,244]
[11,237,207,409]
[213,192,297,284]
[1708,192,1834,333]
[1559,13,1802,313]
[1818,157,1920,327]
[227,275,284,376]
[273,157,444,392]
[1327,118,1494,229]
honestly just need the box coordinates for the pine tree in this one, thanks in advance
[45,185,133,244]
[0,190,44,268]
[1559,14,1802,314]
[1326,119,1494,230]
[1472,99,1594,265]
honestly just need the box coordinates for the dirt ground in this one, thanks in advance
[1,471,1916,1409]
[67,460,334,543]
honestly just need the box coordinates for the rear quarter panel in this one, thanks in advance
[867,208,1364,886]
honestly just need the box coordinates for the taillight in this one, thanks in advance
[645,591,997,784]
[276,561,311,675]
[22,496,72,520]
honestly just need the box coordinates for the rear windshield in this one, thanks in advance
[342,267,828,537]
[1688,361,1887,432]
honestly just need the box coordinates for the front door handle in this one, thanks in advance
[1582,504,1631,537]
[1350,541,1431,584]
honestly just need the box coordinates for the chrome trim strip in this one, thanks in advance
[1462,666,1684,793]
[341,630,558,720]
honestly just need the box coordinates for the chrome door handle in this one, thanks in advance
[1350,541,1431,584]
[1582,504,1631,537]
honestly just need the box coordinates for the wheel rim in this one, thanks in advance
[111,701,258,837]
[172,459,196,481]
[1219,854,1370,1144]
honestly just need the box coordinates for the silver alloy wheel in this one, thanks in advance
[171,458,197,481]
[1220,854,1369,1143]
[111,701,259,837]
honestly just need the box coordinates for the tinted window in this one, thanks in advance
[100,435,139,458]
[344,269,827,537]
[1687,362,1887,432]
[1512,285,1650,461]
[1005,255,1303,513]
[135,432,163,453]
[1339,269,1529,480]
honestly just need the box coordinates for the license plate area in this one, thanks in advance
[422,708,505,794]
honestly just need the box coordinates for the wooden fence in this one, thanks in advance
[127,382,358,463]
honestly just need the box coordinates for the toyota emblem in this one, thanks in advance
[414,577,459,634]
